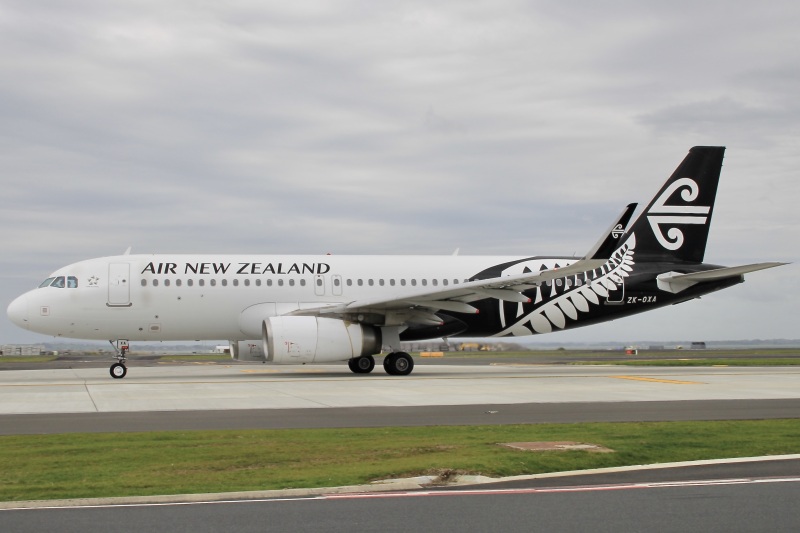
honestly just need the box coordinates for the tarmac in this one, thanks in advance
[1,362,799,415]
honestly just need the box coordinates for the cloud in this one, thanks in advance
[2,1,799,343]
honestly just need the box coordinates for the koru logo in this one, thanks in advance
[611,224,625,239]
[646,178,710,250]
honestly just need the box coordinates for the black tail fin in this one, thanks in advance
[625,146,725,263]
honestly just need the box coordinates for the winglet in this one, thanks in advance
[583,203,638,261]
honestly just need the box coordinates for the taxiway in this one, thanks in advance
[1,362,799,433]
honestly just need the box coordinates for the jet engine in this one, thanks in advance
[230,340,266,362]
[263,316,381,364]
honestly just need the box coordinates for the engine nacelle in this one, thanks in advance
[230,340,266,362]
[263,316,381,364]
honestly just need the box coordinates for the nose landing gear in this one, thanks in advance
[109,339,129,379]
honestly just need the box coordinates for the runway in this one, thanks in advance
[1,362,799,433]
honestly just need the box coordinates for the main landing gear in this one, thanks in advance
[347,352,415,376]
[348,354,375,374]
[383,352,414,376]
[109,340,129,379]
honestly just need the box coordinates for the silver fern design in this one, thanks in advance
[496,235,637,336]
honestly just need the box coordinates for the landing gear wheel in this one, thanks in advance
[110,362,127,379]
[348,355,375,374]
[383,352,414,376]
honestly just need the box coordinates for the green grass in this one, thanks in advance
[1,419,799,501]
[156,354,232,362]
[0,356,58,363]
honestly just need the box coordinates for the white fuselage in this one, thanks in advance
[8,253,576,341]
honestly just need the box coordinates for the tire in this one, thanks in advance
[348,355,375,374]
[384,352,414,376]
[383,352,397,375]
[110,363,127,379]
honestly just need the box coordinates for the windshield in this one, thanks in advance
[39,275,79,288]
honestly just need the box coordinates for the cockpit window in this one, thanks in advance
[50,276,66,288]
[67,276,78,288]
[39,277,55,288]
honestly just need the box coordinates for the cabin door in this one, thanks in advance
[108,263,132,306]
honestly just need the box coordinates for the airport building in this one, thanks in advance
[1,344,46,356]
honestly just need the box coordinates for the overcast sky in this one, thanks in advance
[2,1,798,345]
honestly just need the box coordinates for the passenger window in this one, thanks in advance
[300,279,306,286]
[199,279,205,287]
[188,279,194,287]
[390,279,396,286]
[221,279,228,287]
[153,279,159,287]
[39,277,55,288]
[176,279,182,287]
[432,279,438,286]
[422,279,427,286]
[233,279,239,287]
[164,279,171,287]
[67,276,78,288]
[411,279,417,286]
[210,279,217,287]
[50,276,65,288]
[141,279,147,287]
[443,279,448,286]
[244,279,250,287]
[289,279,295,286]
[256,279,262,287]
[368,279,374,286]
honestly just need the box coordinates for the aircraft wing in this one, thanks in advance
[290,257,608,325]
[290,204,639,326]
[656,262,788,294]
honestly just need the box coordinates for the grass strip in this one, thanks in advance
[156,354,232,362]
[0,356,58,363]
[1,419,799,502]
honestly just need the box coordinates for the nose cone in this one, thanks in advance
[7,294,29,330]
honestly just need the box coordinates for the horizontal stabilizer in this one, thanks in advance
[657,262,787,293]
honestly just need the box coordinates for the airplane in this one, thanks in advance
[7,146,785,379]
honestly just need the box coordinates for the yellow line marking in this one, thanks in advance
[611,375,704,385]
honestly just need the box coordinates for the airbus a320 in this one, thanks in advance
[7,147,784,378]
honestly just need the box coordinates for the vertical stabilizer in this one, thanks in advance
[625,146,725,263]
